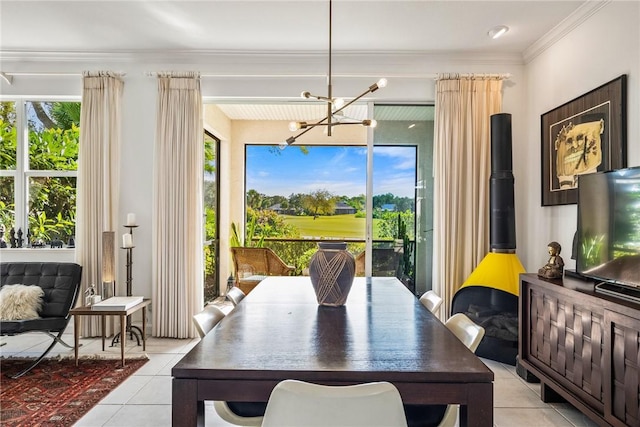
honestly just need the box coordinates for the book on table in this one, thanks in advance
[91,296,144,311]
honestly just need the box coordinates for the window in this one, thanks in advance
[203,130,220,302]
[0,100,79,248]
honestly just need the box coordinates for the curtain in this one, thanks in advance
[432,74,504,317]
[75,71,124,336]
[153,72,204,338]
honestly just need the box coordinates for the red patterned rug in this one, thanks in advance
[0,357,148,427]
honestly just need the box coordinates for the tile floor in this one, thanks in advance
[0,300,599,427]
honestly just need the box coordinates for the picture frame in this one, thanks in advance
[541,75,627,206]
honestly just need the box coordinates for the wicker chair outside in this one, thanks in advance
[230,247,295,294]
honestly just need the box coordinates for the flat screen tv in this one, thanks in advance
[576,166,640,287]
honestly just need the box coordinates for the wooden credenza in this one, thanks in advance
[519,273,640,427]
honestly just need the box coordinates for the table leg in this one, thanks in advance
[101,315,106,351]
[460,383,493,427]
[142,306,147,351]
[172,378,201,427]
[74,315,79,366]
[120,314,126,367]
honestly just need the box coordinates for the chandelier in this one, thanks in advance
[285,0,386,145]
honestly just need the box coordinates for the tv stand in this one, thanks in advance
[519,273,640,427]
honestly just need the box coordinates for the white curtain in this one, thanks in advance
[432,74,504,317]
[75,71,124,336]
[153,72,204,338]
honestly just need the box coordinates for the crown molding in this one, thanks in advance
[0,48,524,68]
[523,0,610,64]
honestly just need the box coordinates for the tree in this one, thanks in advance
[288,193,306,214]
[302,189,337,217]
[345,194,365,212]
[246,189,264,210]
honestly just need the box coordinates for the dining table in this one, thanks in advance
[171,276,494,426]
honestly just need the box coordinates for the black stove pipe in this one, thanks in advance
[490,113,516,253]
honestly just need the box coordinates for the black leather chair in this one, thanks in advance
[1,262,82,378]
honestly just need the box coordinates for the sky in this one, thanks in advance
[246,145,416,198]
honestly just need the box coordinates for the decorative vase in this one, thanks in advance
[309,242,355,306]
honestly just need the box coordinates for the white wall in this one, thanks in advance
[520,1,640,272]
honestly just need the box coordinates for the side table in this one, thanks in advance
[70,299,151,367]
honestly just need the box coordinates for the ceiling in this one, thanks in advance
[0,1,587,54]
[0,1,591,121]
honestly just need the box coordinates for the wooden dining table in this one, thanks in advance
[172,276,494,426]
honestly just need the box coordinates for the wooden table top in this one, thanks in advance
[172,277,493,384]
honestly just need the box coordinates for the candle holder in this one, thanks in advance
[111,224,143,347]
[122,225,138,296]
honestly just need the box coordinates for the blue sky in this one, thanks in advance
[246,145,416,198]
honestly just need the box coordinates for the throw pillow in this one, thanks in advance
[0,284,45,320]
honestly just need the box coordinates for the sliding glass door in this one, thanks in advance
[373,105,434,295]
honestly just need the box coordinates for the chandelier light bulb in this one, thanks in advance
[289,121,301,132]
[370,119,378,128]
[377,78,387,88]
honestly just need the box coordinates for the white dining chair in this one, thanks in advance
[226,286,246,307]
[405,313,485,427]
[419,290,443,315]
[191,304,264,426]
[261,379,408,427]
[438,313,486,427]
[192,305,226,339]
[444,313,485,353]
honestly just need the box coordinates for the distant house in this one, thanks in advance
[380,204,396,212]
[268,203,285,214]
[268,203,298,215]
[334,202,356,215]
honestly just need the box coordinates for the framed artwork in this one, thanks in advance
[541,75,627,206]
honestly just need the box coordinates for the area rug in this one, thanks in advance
[0,356,148,427]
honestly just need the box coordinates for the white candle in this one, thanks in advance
[126,213,136,226]
[123,233,133,248]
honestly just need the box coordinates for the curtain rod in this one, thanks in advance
[0,70,511,86]
[1,71,84,85]
[0,71,127,85]
[435,73,511,80]
[145,72,511,80]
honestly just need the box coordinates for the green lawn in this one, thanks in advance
[282,214,383,239]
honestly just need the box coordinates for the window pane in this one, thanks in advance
[0,176,15,241]
[0,101,17,170]
[246,145,366,240]
[27,101,79,171]
[28,176,76,245]
[204,132,219,302]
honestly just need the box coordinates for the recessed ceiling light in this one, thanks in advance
[488,25,509,40]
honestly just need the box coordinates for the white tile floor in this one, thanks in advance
[0,301,599,427]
